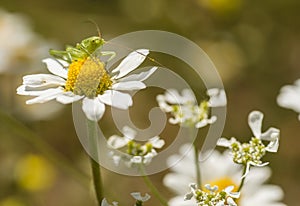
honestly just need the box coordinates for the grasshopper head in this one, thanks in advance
[80,36,105,54]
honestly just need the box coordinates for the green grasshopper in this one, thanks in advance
[49,36,116,64]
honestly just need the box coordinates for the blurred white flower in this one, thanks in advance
[107,126,165,166]
[0,9,52,74]
[277,79,300,120]
[17,49,157,121]
[0,8,64,121]
[156,88,226,128]
[163,144,286,206]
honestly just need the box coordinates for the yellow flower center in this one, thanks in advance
[65,57,112,98]
[207,177,238,192]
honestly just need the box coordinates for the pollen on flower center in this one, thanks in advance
[65,57,112,98]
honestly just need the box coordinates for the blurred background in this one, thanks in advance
[0,0,299,205]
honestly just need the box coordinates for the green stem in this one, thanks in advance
[87,120,103,205]
[139,165,168,206]
[190,127,201,188]
[193,143,201,187]
[0,109,88,187]
[90,157,103,205]
[237,165,247,192]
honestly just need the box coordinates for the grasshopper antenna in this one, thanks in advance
[106,40,166,69]
[83,19,102,39]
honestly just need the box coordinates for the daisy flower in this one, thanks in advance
[277,79,300,120]
[107,126,165,166]
[217,110,280,177]
[156,88,226,128]
[17,48,157,121]
[163,144,286,206]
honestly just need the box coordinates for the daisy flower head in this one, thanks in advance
[163,144,286,206]
[277,79,300,120]
[17,38,157,121]
[156,88,226,128]
[217,110,280,177]
[107,126,165,166]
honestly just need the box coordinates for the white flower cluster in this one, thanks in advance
[156,88,226,128]
[107,126,165,166]
[218,111,280,177]
[164,144,286,206]
[184,183,240,206]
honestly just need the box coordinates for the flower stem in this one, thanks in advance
[139,165,168,206]
[190,127,201,187]
[87,120,103,205]
[237,165,247,192]
[0,109,88,187]
[193,143,201,187]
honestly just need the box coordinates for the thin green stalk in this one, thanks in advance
[0,109,88,187]
[237,165,247,192]
[193,143,201,187]
[87,120,103,205]
[190,127,201,187]
[139,164,168,206]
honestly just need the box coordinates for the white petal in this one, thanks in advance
[207,88,227,107]
[56,92,83,104]
[131,156,142,163]
[261,127,280,152]
[122,126,137,139]
[101,199,110,206]
[26,88,64,104]
[118,67,158,82]
[112,81,145,91]
[164,89,195,104]
[266,138,280,153]
[17,85,51,96]
[42,58,68,79]
[277,80,300,113]
[107,135,129,149]
[149,136,165,149]
[224,185,234,193]
[98,90,133,110]
[195,116,217,128]
[82,97,105,121]
[23,74,66,87]
[248,110,263,137]
[227,197,237,206]
[261,127,280,141]
[112,49,149,79]
[131,192,151,202]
